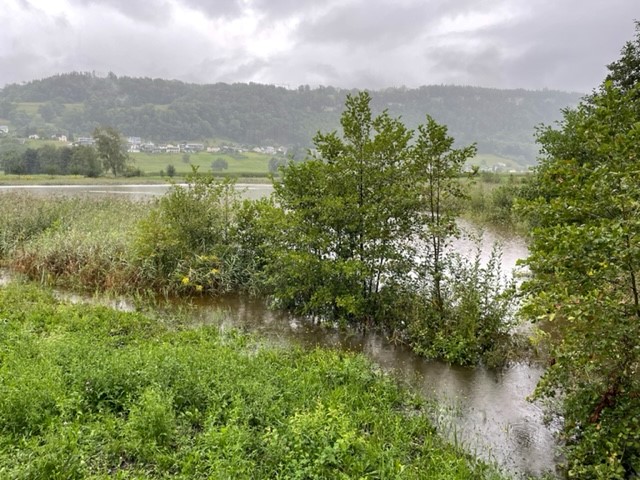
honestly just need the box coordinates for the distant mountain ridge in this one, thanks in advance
[0,72,583,164]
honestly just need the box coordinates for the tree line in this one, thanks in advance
[1,127,130,177]
[1,144,102,176]
[0,74,581,164]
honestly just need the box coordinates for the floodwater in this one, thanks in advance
[165,223,556,479]
[0,183,273,201]
[172,291,558,478]
[0,183,559,478]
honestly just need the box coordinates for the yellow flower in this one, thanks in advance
[210,268,220,275]
[181,276,190,285]
[195,284,203,292]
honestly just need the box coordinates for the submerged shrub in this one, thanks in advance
[408,243,516,365]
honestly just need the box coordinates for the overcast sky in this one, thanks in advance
[1,0,637,92]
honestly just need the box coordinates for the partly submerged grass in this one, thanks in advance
[0,193,148,292]
[0,281,506,479]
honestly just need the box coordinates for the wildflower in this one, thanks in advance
[181,276,190,285]
[195,284,203,292]
[210,268,220,275]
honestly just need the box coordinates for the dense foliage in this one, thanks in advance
[0,282,504,479]
[519,24,640,479]
[0,72,581,162]
[93,126,130,176]
[1,144,102,176]
[268,92,416,321]
[259,93,515,364]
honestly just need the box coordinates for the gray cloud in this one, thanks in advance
[180,0,244,19]
[0,0,638,91]
[298,0,435,48]
[471,0,639,91]
[249,0,336,19]
[69,0,174,25]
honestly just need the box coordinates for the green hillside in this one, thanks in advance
[0,72,583,164]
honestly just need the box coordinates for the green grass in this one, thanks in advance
[132,151,273,176]
[0,174,170,185]
[64,102,84,112]
[0,194,147,289]
[0,281,505,479]
[15,102,44,115]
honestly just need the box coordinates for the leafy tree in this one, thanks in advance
[22,148,40,174]
[166,164,176,177]
[93,126,129,176]
[37,144,61,174]
[412,116,476,313]
[402,117,512,365]
[268,156,287,174]
[211,158,228,172]
[69,145,102,177]
[606,20,640,96]
[1,150,25,174]
[38,101,65,123]
[265,93,511,364]
[269,92,418,321]
[519,31,640,478]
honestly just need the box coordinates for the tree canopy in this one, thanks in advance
[520,23,640,478]
[93,126,129,176]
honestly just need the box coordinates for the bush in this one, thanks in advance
[211,158,228,171]
[408,242,516,365]
[133,171,244,294]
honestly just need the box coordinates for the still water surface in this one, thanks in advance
[0,183,272,201]
[0,183,557,477]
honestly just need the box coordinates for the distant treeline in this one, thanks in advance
[1,144,102,177]
[0,72,583,163]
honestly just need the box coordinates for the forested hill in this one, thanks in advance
[0,72,582,163]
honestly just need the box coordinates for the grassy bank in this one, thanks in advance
[0,281,504,479]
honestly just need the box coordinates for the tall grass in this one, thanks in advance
[0,281,505,479]
[0,182,256,295]
[0,193,147,292]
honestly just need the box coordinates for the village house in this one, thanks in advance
[182,143,204,153]
[75,137,95,146]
